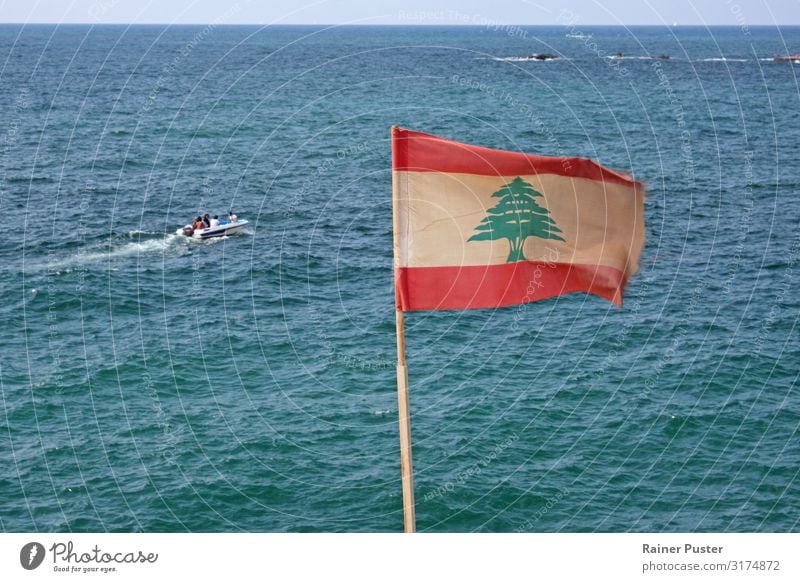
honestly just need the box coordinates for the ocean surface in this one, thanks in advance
[1,24,798,532]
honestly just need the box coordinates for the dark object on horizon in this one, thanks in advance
[528,53,557,61]
[659,54,670,60]
[774,54,800,62]
[615,51,623,58]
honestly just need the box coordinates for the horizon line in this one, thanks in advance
[1,22,799,27]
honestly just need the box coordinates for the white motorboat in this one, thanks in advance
[176,219,248,239]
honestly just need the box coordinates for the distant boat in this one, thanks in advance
[177,219,248,239]
[526,53,559,61]
[774,54,800,62]
[566,33,592,39]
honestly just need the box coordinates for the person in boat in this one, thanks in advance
[228,210,238,223]
[192,216,204,230]
[210,215,220,228]
[202,213,211,228]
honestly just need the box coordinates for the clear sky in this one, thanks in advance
[0,0,798,26]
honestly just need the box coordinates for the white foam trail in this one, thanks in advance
[699,57,748,62]
[759,57,800,63]
[44,234,188,270]
[126,229,163,237]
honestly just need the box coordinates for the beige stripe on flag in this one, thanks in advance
[395,171,645,276]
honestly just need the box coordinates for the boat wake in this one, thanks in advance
[489,55,797,64]
[699,57,748,62]
[34,233,192,273]
[605,55,658,60]
[54,224,253,269]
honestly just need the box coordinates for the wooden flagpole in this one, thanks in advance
[391,125,416,533]
[395,309,416,532]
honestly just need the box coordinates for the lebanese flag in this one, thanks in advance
[392,127,645,311]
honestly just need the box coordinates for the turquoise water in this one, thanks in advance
[1,24,798,532]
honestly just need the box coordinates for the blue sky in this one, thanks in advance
[0,0,798,25]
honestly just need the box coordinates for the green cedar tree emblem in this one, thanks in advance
[468,177,565,263]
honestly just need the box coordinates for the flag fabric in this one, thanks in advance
[392,127,645,311]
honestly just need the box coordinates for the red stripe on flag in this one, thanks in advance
[392,127,640,188]
[395,262,627,311]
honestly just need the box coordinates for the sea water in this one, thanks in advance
[0,24,798,532]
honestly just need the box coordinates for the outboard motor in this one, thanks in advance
[182,226,194,237]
